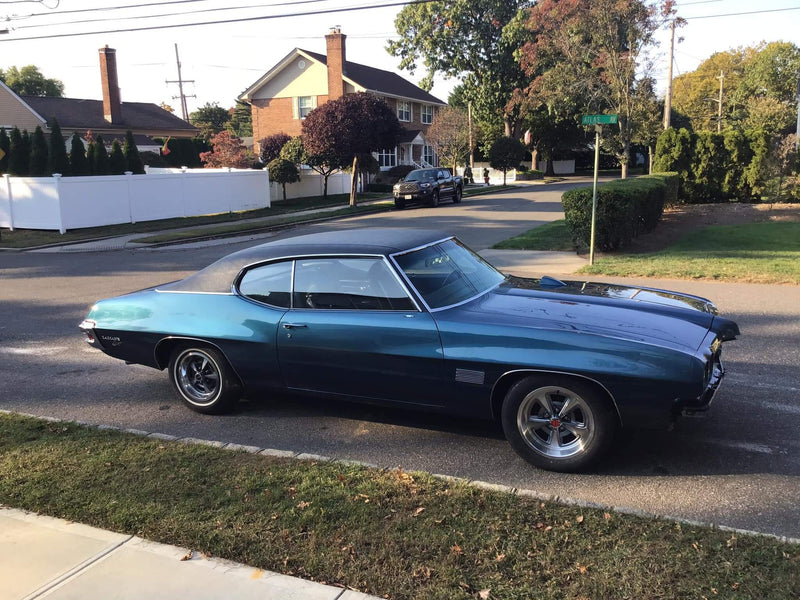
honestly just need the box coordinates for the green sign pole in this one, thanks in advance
[589,124,601,266]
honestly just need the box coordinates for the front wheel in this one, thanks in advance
[501,375,617,472]
[168,345,241,414]
[428,190,439,207]
[394,198,406,210]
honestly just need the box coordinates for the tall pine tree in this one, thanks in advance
[69,133,90,176]
[122,130,144,174]
[109,139,125,174]
[0,128,9,174]
[29,126,49,176]
[48,118,69,175]
[8,127,28,175]
[93,135,110,175]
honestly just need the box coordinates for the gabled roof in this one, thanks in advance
[239,48,446,106]
[21,96,197,133]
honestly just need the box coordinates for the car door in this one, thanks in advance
[277,256,447,407]
[438,169,454,199]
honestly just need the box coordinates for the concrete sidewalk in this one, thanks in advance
[1,507,377,600]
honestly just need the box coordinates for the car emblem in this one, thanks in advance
[550,418,561,428]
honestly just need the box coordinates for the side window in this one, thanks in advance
[293,257,415,311]
[238,261,292,308]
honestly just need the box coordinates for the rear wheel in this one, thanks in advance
[168,345,241,414]
[501,375,617,472]
[428,190,440,207]
[453,186,462,204]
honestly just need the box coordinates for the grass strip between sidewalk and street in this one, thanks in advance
[1,413,797,600]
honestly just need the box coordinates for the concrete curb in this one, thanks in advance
[3,408,799,546]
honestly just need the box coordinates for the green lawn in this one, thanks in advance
[1,413,797,600]
[491,220,576,251]
[583,222,800,284]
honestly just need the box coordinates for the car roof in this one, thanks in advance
[158,228,451,294]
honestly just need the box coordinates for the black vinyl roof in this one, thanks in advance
[159,228,451,294]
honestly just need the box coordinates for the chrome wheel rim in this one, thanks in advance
[516,386,595,459]
[175,350,220,405]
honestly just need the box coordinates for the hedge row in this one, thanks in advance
[561,173,678,251]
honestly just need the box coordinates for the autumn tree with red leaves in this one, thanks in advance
[200,131,252,169]
[302,93,403,206]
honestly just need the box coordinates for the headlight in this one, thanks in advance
[420,183,430,188]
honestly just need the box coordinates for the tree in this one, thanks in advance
[8,127,28,176]
[523,107,585,175]
[267,158,300,200]
[743,97,795,137]
[92,135,110,175]
[0,129,9,175]
[692,131,727,202]
[519,0,675,178]
[281,136,343,200]
[227,100,253,137]
[109,140,126,175]
[389,0,532,136]
[722,129,753,200]
[425,107,470,173]
[0,65,64,97]
[48,118,69,175]
[302,93,403,206]
[653,127,695,198]
[29,126,49,176]
[122,131,145,174]
[69,133,89,176]
[199,130,252,168]
[189,102,230,141]
[488,136,525,184]
[258,132,291,164]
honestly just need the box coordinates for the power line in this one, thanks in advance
[0,0,428,41]
[687,6,800,20]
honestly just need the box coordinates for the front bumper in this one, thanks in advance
[676,356,725,417]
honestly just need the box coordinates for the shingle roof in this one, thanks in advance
[300,50,446,105]
[21,96,197,133]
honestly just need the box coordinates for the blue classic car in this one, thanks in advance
[80,229,739,471]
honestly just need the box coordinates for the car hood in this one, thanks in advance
[445,276,738,353]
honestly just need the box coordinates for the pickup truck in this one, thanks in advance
[392,168,463,209]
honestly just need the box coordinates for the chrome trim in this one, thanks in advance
[155,289,234,296]
[491,368,623,427]
[78,319,96,330]
[233,253,422,313]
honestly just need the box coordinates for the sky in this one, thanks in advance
[0,0,798,117]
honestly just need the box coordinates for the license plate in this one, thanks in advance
[404,195,412,200]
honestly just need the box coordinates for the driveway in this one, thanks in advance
[1,184,798,539]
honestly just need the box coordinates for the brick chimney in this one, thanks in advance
[98,45,122,124]
[325,27,346,100]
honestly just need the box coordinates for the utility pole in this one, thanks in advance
[716,70,724,133]
[795,79,799,150]
[166,43,195,122]
[467,101,474,169]
[663,19,675,130]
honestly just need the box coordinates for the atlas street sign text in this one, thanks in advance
[582,114,618,125]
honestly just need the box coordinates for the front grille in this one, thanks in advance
[396,183,419,193]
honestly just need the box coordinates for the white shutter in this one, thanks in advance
[292,97,298,119]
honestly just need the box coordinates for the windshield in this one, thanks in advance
[393,239,505,309]
[404,170,436,182]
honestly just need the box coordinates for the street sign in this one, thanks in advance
[582,114,618,125]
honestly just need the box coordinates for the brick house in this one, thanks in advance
[239,28,447,169]
[1,46,196,152]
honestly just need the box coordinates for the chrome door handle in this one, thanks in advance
[282,323,307,329]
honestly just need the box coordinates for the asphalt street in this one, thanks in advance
[1,183,798,540]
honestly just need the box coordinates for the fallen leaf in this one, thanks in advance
[578,564,588,574]
[479,589,491,599]
[604,512,611,520]
[576,515,584,523]
[180,550,194,561]
[451,543,463,555]
[536,522,545,529]
[495,553,506,562]
[413,506,425,517]
[726,535,737,548]
[296,501,311,510]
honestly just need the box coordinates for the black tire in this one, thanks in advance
[500,375,617,472]
[168,344,241,414]
[453,186,462,204]
[394,198,406,210]
[428,190,440,207]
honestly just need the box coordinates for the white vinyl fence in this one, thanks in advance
[270,170,354,201]
[0,168,270,233]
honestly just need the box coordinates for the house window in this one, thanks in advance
[377,148,397,168]
[421,105,434,125]
[423,145,436,166]
[297,96,314,119]
[397,100,411,122]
